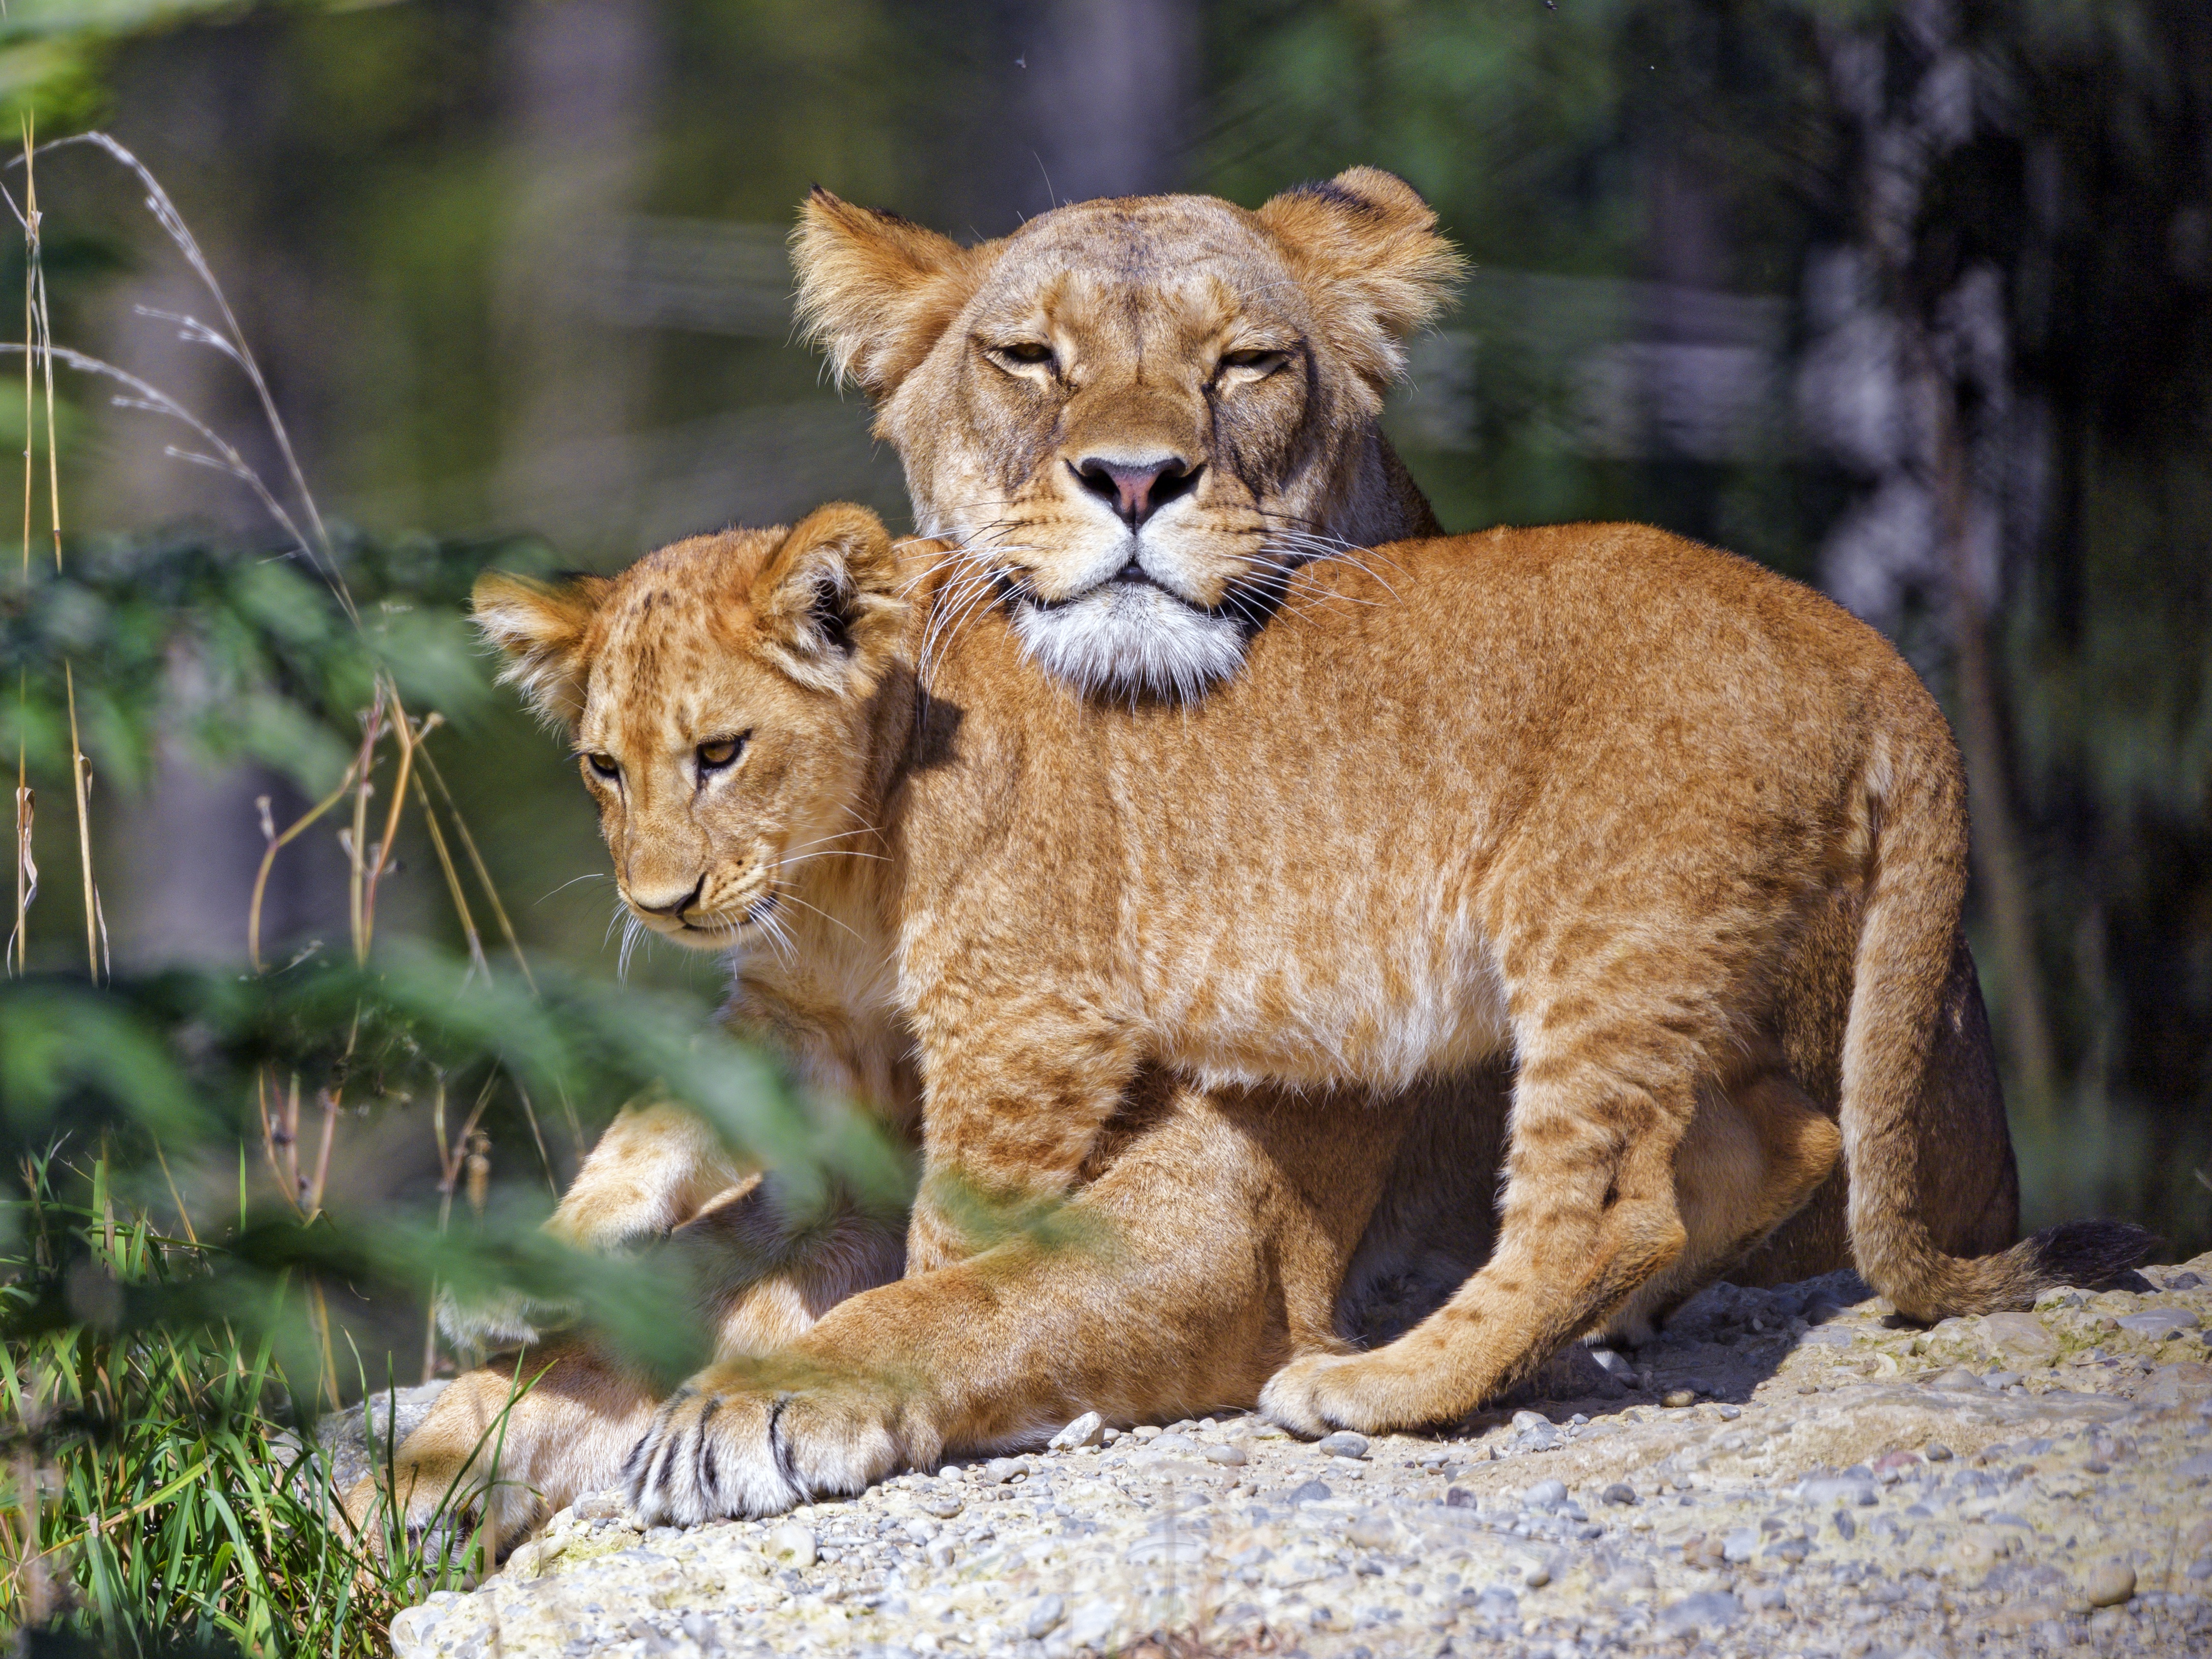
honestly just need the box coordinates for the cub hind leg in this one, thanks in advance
[1600,1064,1842,1346]
[1262,1035,1702,1435]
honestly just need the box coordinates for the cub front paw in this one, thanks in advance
[1259,1351,1430,1438]
[625,1358,911,1525]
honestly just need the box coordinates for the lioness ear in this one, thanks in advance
[1254,166,1463,400]
[471,570,610,729]
[793,187,991,400]
[751,503,907,694]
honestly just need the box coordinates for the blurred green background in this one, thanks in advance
[11,0,2210,1254]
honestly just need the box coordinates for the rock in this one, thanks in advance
[1980,1312,2059,1366]
[2114,1307,2198,1338]
[1661,1591,1744,1636]
[1316,1431,1369,1460]
[766,1522,816,1567]
[1201,1442,1246,1467]
[1589,1347,1635,1380]
[1049,1411,1105,1451]
[1346,1512,1396,1550]
[2083,1561,2135,1607]
[1063,1598,1119,1650]
[380,1251,2212,1659]
[1022,1592,1067,1639]
[1129,1424,1161,1441]
[1929,1367,1985,1391]
[1662,1389,1696,1408]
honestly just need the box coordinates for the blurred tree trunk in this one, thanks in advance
[1807,0,2059,1125]
[1004,0,1197,216]
[491,0,661,545]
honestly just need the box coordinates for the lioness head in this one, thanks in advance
[470,505,907,952]
[794,168,1460,700]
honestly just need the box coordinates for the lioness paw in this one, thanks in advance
[626,1361,907,1526]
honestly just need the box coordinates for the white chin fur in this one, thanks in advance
[1010,583,1248,702]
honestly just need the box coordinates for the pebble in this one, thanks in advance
[1316,1431,1370,1459]
[2084,1561,2137,1607]
[1662,1388,1696,1408]
[385,1251,2212,1659]
[765,1522,815,1568]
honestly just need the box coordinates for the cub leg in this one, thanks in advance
[341,1336,660,1564]
[349,1169,905,1553]
[903,994,1142,1275]
[438,1101,753,1352]
[1261,1044,1699,1436]
[625,1074,1411,1524]
[1601,1066,1843,1346]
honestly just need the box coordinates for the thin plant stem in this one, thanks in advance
[413,745,537,992]
[248,758,362,973]
[360,679,419,960]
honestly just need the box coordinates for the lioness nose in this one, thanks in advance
[1072,455,1201,528]
[631,874,704,919]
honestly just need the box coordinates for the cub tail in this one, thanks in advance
[1837,699,2156,1323]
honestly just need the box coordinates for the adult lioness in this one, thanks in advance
[473,505,2147,1522]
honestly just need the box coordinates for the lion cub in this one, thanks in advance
[475,503,2147,1524]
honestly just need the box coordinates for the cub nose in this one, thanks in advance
[1071,455,1202,528]
[630,874,704,919]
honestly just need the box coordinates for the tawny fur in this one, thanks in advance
[431,506,2144,1528]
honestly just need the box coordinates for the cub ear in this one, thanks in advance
[1254,166,1464,401]
[750,503,908,694]
[470,570,610,730]
[793,187,991,400]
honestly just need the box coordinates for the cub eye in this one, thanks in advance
[1220,347,1289,378]
[697,734,748,771]
[584,752,620,782]
[992,340,1055,369]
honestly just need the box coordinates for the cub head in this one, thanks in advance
[795,167,1460,701]
[470,504,906,952]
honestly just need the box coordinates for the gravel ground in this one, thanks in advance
[389,1252,2212,1659]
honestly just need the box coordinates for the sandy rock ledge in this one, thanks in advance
[391,1253,2212,1658]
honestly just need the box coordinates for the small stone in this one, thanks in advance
[1346,1512,1396,1550]
[1445,1487,1475,1509]
[1130,1424,1162,1441]
[1601,1482,1637,1506]
[1744,1584,1787,1612]
[1520,1558,1551,1589]
[1929,1367,1985,1391]
[917,1489,963,1519]
[1049,1411,1104,1451]
[1064,1599,1119,1650]
[2175,1451,2212,1482]
[1022,1593,1067,1639]
[1981,1312,2060,1366]
[1661,1591,1744,1636]
[2115,1308,2199,1339]
[1203,1442,1247,1466]
[1510,1410,1549,1432]
[767,1523,817,1568]
[1835,1508,1856,1541]
[1317,1431,1370,1460]
[2083,1561,2135,1607]
[1662,1389,1697,1409]
[1722,1527,1757,1563]
[1288,1479,1332,1504]
[1524,1478,1569,1510]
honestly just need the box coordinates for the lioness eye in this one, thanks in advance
[995,340,1055,368]
[697,734,747,771]
[1220,348,1289,377]
[585,752,620,781]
